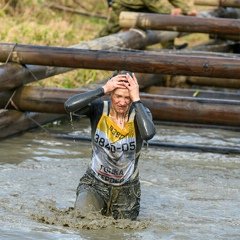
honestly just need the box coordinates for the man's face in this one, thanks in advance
[111,88,131,114]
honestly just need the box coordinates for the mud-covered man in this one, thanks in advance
[64,70,156,220]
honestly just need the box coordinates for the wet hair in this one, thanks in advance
[110,70,133,78]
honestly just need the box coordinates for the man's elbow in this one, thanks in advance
[143,128,156,141]
[64,101,72,113]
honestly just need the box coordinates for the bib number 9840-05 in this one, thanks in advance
[94,134,135,153]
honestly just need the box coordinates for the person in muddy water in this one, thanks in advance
[64,70,156,220]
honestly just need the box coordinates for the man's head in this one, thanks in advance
[110,70,133,114]
[110,70,133,83]
[111,88,131,114]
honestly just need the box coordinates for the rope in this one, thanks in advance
[49,133,240,154]
[5,42,17,64]
[24,112,50,133]
[4,90,17,110]
[24,64,39,82]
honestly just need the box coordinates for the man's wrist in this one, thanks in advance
[99,87,105,96]
[132,99,142,103]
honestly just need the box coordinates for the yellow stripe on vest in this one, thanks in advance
[97,114,135,143]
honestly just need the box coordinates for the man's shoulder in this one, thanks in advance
[91,99,106,113]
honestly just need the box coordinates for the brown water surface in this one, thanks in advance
[0,117,239,240]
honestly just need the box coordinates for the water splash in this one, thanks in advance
[31,200,150,230]
[69,112,76,142]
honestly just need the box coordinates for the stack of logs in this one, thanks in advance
[0,1,240,140]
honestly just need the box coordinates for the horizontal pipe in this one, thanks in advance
[187,76,240,88]
[143,86,240,100]
[1,86,240,126]
[1,29,178,92]
[119,12,240,35]
[0,109,66,140]
[0,43,240,79]
[210,34,240,42]
[49,134,240,154]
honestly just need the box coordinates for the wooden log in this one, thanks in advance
[210,34,240,41]
[133,73,166,89]
[1,86,240,126]
[0,30,184,92]
[0,109,66,140]
[0,63,33,92]
[119,12,240,35]
[191,40,234,52]
[0,87,76,114]
[0,41,234,92]
[187,76,240,88]
[155,49,237,58]
[0,43,240,79]
[143,95,240,127]
[194,0,240,8]
[198,7,240,19]
[143,86,240,100]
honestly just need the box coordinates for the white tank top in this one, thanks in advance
[91,101,137,186]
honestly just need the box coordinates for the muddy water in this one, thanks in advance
[0,117,240,240]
